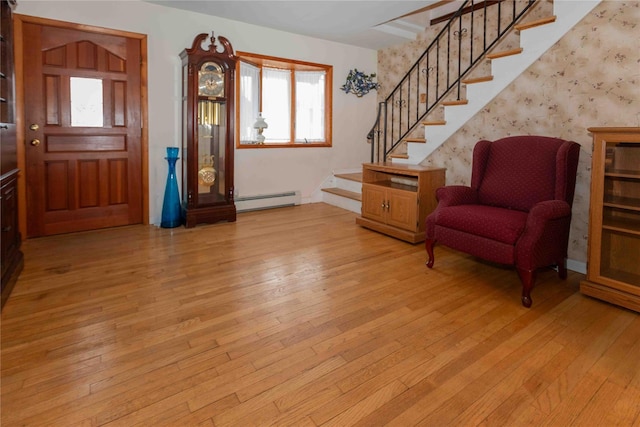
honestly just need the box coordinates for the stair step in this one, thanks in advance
[388,153,409,159]
[404,138,426,143]
[515,16,557,31]
[321,187,361,201]
[486,48,523,60]
[422,120,446,126]
[462,75,494,84]
[334,172,362,183]
[442,99,469,106]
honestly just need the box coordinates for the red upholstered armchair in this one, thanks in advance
[425,136,580,307]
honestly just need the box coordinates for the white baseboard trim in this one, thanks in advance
[566,258,586,275]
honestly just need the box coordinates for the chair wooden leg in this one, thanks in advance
[557,259,567,280]
[425,238,435,268]
[516,267,536,308]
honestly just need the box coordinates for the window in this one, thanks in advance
[70,77,103,127]
[237,52,332,148]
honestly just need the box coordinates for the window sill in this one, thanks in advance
[237,142,332,149]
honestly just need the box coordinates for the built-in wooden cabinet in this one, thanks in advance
[1,0,23,309]
[581,127,640,312]
[356,163,445,243]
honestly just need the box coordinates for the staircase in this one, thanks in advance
[322,0,601,211]
[393,0,601,165]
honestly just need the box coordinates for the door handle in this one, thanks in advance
[29,123,40,131]
[30,138,41,146]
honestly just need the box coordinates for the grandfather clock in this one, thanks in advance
[180,32,236,228]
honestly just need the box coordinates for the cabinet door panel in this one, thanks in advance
[361,184,386,222]
[386,189,417,231]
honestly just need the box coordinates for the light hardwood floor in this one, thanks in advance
[2,203,639,426]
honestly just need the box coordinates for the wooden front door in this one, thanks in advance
[23,22,143,237]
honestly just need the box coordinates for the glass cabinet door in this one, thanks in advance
[599,139,640,286]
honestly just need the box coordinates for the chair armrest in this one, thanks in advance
[527,200,571,223]
[427,186,479,239]
[516,200,572,270]
[435,186,479,207]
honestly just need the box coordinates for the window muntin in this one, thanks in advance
[237,52,332,148]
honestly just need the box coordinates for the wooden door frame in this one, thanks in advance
[13,14,149,238]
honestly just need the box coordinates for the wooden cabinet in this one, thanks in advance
[1,0,23,309]
[356,163,445,243]
[581,127,640,312]
[180,32,236,227]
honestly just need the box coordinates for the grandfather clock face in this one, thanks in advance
[198,61,224,97]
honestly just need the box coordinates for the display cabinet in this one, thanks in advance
[581,127,640,312]
[180,32,236,228]
[356,163,445,243]
[1,0,23,309]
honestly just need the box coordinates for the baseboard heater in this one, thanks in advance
[235,191,301,212]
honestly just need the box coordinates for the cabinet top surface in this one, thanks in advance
[588,127,640,133]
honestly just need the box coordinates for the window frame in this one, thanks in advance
[236,51,332,149]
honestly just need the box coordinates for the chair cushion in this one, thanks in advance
[434,226,515,265]
[477,137,561,212]
[435,204,528,245]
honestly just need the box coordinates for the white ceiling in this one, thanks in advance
[147,1,461,50]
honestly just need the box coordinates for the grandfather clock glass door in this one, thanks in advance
[181,33,236,228]
[197,97,226,203]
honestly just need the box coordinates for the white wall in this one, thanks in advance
[16,0,378,224]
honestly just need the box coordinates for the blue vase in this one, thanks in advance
[161,147,182,228]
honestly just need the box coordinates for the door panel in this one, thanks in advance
[23,22,142,237]
[361,183,386,222]
[387,189,417,231]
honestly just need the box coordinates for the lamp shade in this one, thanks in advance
[253,113,268,130]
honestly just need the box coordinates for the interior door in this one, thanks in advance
[23,22,142,237]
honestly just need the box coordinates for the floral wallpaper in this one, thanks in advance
[377,0,639,263]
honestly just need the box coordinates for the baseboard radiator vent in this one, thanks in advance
[235,191,301,212]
